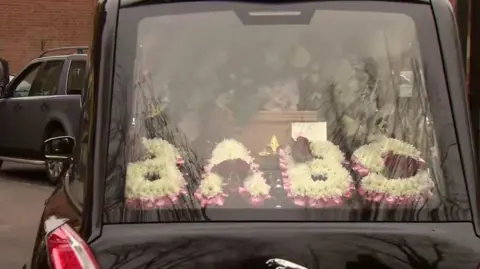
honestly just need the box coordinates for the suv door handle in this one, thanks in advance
[13,103,22,111]
[40,103,49,112]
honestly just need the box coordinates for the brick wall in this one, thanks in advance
[0,0,95,74]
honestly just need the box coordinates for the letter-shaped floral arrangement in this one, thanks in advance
[124,135,436,210]
[195,139,271,207]
[125,138,186,209]
[278,136,355,207]
[351,137,434,205]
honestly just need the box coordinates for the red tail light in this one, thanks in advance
[47,223,100,269]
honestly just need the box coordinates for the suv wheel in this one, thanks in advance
[45,129,66,185]
[0,160,3,169]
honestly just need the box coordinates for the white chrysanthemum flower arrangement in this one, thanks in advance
[125,138,186,209]
[195,139,270,207]
[351,137,434,205]
[278,136,355,208]
[207,139,254,167]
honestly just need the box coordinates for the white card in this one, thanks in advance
[399,84,413,98]
[291,122,327,141]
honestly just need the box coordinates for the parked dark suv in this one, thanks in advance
[0,47,87,183]
[22,0,480,269]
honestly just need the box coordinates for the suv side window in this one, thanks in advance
[30,60,65,96]
[67,60,87,95]
[10,62,43,98]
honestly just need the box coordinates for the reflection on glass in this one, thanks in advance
[107,3,468,222]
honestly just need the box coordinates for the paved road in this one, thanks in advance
[0,162,54,268]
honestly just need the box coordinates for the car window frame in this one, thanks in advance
[29,59,66,97]
[64,68,94,214]
[101,1,472,223]
[66,59,87,95]
[7,61,45,98]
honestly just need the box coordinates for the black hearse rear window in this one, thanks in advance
[105,1,471,223]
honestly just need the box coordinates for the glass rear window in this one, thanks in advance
[104,1,471,223]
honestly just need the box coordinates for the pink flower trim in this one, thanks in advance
[238,186,272,206]
[350,156,370,177]
[125,188,187,209]
[285,183,355,208]
[358,186,434,206]
[194,191,228,207]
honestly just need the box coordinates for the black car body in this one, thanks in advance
[24,0,480,268]
[0,48,87,183]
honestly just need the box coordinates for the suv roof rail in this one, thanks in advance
[39,46,89,58]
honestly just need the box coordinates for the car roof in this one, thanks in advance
[31,46,88,63]
[28,54,88,65]
[38,54,88,60]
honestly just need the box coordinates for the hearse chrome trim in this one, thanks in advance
[266,258,308,269]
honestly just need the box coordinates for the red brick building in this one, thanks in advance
[0,0,95,73]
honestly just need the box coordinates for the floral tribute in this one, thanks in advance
[125,138,187,209]
[351,137,435,205]
[278,136,355,207]
[195,139,271,207]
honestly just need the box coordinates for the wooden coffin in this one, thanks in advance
[232,111,319,154]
